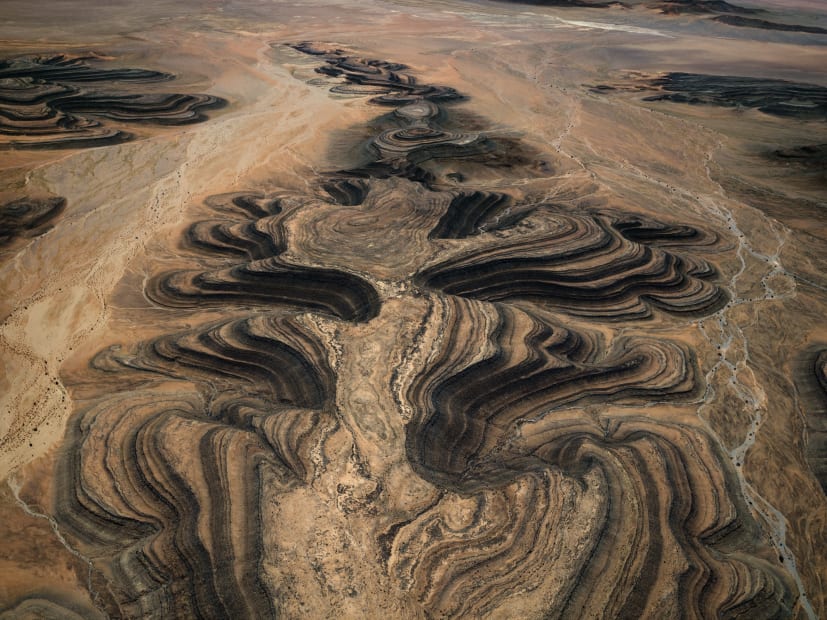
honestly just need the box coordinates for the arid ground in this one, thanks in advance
[1,0,825,617]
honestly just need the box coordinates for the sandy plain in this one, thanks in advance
[0,0,825,617]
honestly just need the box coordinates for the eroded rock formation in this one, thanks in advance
[0,196,66,250]
[798,347,827,495]
[652,0,759,15]
[0,54,225,149]
[639,73,827,121]
[9,43,803,618]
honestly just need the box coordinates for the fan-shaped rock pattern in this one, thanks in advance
[42,182,377,617]
[149,259,379,322]
[0,54,225,149]
[404,297,700,488]
[56,314,338,618]
[0,195,66,249]
[418,210,728,320]
[147,191,381,322]
[95,314,334,410]
[395,296,794,618]
[34,43,806,619]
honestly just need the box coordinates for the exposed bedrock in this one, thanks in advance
[148,259,380,322]
[417,208,728,320]
[769,144,827,169]
[0,195,66,250]
[57,392,294,618]
[0,54,172,83]
[16,41,810,619]
[494,0,621,7]
[429,189,722,244]
[147,190,381,322]
[403,297,700,489]
[289,43,504,187]
[322,178,370,206]
[0,54,226,149]
[396,296,794,618]
[93,313,335,414]
[46,188,383,618]
[55,313,339,618]
[639,73,827,121]
[370,125,487,164]
[797,346,827,494]
[0,597,97,620]
[290,43,464,106]
[429,191,523,239]
[652,0,760,15]
[713,15,827,35]
[289,177,445,278]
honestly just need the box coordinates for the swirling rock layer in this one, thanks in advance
[13,43,803,619]
[0,54,225,149]
[396,296,792,618]
[0,196,65,249]
[798,347,827,495]
[713,15,827,34]
[639,73,827,120]
[418,208,728,320]
[147,191,381,322]
[404,297,703,488]
[57,313,339,618]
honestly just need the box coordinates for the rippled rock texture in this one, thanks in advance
[0,54,225,149]
[799,347,827,495]
[638,73,827,121]
[0,196,65,250]
[713,15,827,34]
[652,0,759,15]
[3,42,805,618]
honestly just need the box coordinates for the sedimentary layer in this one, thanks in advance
[638,73,827,121]
[713,15,827,34]
[417,207,728,320]
[396,297,793,618]
[0,54,225,149]
[2,38,817,619]
[0,195,65,250]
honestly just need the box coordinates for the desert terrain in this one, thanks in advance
[0,0,825,617]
